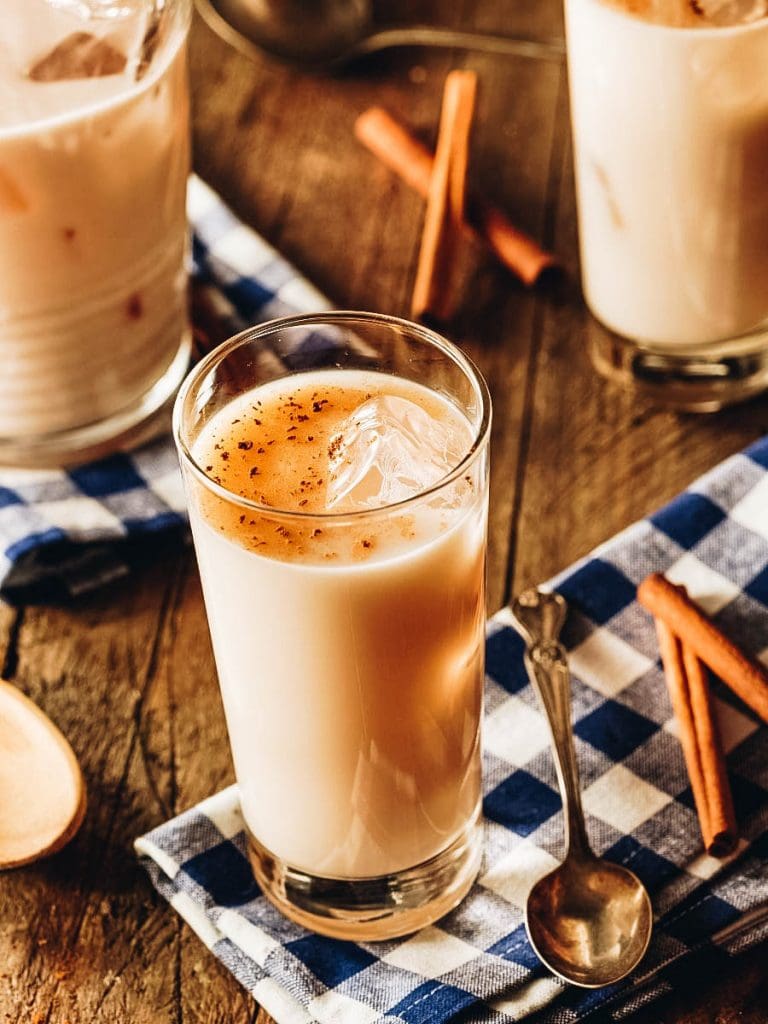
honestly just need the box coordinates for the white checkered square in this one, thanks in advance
[664,552,741,615]
[730,473,768,541]
[479,840,559,909]
[145,470,187,515]
[252,978,314,1024]
[308,990,380,1024]
[187,174,221,222]
[383,926,479,978]
[583,764,672,833]
[278,276,331,312]
[484,695,550,767]
[197,791,244,840]
[0,466,65,489]
[218,910,278,964]
[171,890,221,949]
[490,977,564,1018]
[211,223,276,277]
[34,496,123,537]
[715,697,761,753]
[569,628,654,698]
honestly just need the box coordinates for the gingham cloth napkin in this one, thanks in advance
[0,176,329,602]
[136,438,768,1024]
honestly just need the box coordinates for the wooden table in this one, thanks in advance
[2,2,767,1020]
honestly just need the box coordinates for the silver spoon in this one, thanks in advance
[510,589,653,988]
[195,0,565,72]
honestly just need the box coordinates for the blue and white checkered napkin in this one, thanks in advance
[0,176,329,601]
[136,438,768,1024]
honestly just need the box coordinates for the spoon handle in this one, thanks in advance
[510,588,567,648]
[524,640,592,860]
[357,27,565,63]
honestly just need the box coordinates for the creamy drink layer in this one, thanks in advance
[187,369,487,878]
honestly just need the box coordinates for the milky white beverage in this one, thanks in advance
[186,370,487,882]
[0,0,190,461]
[567,0,768,347]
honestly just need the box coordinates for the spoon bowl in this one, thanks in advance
[526,856,653,988]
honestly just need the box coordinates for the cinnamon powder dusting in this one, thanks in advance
[195,378,368,560]
[193,373,475,564]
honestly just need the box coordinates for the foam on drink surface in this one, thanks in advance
[601,0,767,24]
[191,371,476,566]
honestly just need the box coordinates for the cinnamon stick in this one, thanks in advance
[682,643,738,854]
[411,70,477,321]
[638,572,768,724]
[655,618,737,856]
[355,106,558,286]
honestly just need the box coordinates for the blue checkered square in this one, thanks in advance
[486,924,541,970]
[746,438,768,469]
[485,627,528,694]
[483,770,562,836]
[744,565,768,608]
[389,981,477,1023]
[183,841,259,907]
[663,892,742,945]
[651,493,726,549]
[574,700,659,761]
[69,455,146,497]
[604,836,677,891]
[558,559,637,624]
[0,488,23,510]
[286,935,376,987]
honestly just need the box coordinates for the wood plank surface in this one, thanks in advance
[1,1,766,1022]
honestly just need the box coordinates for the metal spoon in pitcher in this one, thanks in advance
[195,0,565,71]
[510,589,653,988]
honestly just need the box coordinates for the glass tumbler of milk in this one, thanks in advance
[0,0,191,466]
[566,0,768,410]
[174,312,491,940]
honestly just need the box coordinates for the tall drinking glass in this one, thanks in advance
[0,0,191,465]
[174,312,491,940]
[566,0,768,410]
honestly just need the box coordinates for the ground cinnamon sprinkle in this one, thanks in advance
[193,371,474,564]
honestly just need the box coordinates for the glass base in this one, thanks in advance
[247,811,483,941]
[589,320,768,412]
[0,332,192,468]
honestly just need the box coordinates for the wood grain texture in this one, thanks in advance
[1,1,765,1021]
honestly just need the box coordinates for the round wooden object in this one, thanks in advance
[0,681,86,869]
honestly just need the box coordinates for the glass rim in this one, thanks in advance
[173,310,492,523]
[568,0,768,38]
